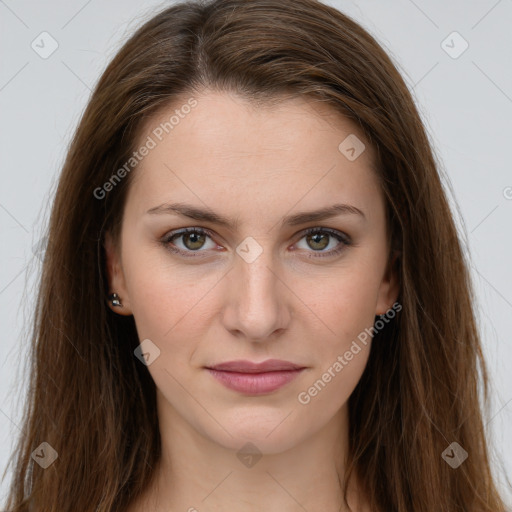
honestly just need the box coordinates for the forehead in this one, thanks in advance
[126,90,382,225]
[141,89,374,161]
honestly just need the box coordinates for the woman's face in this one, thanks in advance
[105,90,399,453]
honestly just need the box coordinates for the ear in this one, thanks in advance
[104,231,133,316]
[375,249,401,316]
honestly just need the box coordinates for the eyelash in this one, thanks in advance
[160,227,351,259]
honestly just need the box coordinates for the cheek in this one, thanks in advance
[296,260,382,345]
[121,243,222,358]
[291,254,382,411]
[298,345,370,412]
[294,272,375,418]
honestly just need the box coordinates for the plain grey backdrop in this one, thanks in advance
[1,0,511,506]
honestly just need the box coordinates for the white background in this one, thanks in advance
[1,0,511,506]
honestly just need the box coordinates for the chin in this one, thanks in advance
[197,407,311,455]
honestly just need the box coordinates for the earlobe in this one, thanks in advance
[375,249,401,316]
[103,231,133,316]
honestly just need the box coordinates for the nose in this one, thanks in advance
[220,245,291,342]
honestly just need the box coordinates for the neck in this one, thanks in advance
[127,390,369,512]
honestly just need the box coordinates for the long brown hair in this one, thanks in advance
[2,0,509,510]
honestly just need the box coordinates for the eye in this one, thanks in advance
[294,227,351,257]
[161,226,351,258]
[162,227,218,256]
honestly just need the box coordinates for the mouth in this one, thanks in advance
[204,359,307,395]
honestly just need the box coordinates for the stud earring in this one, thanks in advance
[108,293,122,307]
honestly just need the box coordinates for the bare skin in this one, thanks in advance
[106,89,398,512]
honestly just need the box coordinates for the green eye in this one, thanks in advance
[297,228,351,257]
[161,226,351,259]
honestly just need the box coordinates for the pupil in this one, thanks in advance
[309,233,328,250]
[186,232,204,250]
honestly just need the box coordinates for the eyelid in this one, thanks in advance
[161,227,220,257]
[295,227,351,258]
[161,226,351,257]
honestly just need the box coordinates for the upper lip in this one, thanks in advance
[206,359,305,373]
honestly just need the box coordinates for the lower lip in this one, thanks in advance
[206,368,304,395]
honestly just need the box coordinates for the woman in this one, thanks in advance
[2,0,509,510]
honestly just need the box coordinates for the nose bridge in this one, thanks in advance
[222,236,289,340]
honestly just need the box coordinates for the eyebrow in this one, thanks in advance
[146,202,366,229]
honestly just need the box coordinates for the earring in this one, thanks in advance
[374,314,385,325]
[108,293,122,307]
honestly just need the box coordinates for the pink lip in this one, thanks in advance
[205,359,306,395]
